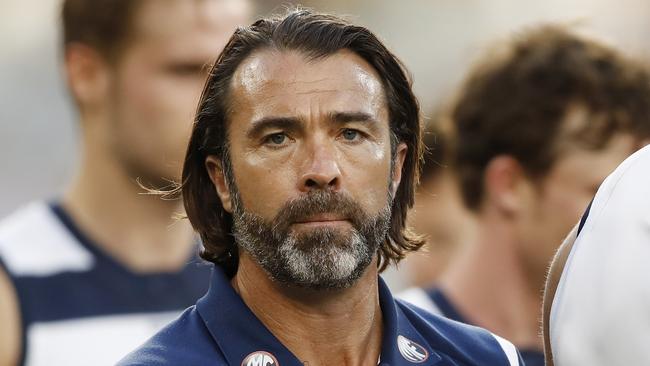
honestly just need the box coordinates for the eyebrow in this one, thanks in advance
[329,111,381,134]
[330,111,376,124]
[246,111,380,139]
[246,117,302,139]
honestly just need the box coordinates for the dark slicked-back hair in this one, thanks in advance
[62,0,143,61]
[453,26,650,211]
[181,9,424,276]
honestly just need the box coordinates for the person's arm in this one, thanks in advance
[542,224,578,366]
[0,266,21,366]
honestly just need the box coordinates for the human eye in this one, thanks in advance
[262,132,291,148]
[339,128,364,142]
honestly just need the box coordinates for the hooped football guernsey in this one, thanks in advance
[0,202,211,366]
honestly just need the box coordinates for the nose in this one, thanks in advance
[298,142,342,192]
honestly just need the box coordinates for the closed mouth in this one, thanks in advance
[293,214,350,225]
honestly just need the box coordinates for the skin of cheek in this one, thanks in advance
[538,184,587,249]
[234,146,301,219]
[517,179,588,288]
[337,139,394,213]
[522,155,608,282]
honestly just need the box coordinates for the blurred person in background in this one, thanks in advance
[400,119,476,288]
[400,26,650,366]
[0,0,249,365]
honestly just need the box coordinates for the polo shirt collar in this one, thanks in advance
[197,266,442,365]
[378,276,443,365]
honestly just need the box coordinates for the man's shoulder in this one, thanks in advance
[0,201,94,277]
[118,306,225,366]
[396,299,522,366]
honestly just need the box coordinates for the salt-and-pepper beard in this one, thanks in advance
[228,171,393,290]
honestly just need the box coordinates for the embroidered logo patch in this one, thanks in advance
[241,351,279,366]
[397,335,429,363]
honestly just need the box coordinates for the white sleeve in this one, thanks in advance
[550,144,650,366]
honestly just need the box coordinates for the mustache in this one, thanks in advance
[270,191,368,232]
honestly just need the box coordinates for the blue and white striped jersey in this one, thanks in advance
[119,266,524,366]
[0,202,211,366]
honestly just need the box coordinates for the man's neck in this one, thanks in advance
[233,254,383,366]
[437,214,542,351]
[62,141,195,273]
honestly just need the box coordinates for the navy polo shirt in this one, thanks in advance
[119,267,524,365]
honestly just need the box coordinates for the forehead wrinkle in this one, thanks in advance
[293,87,358,96]
[286,77,331,85]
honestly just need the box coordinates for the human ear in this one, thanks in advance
[483,155,531,216]
[205,156,233,213]
[391,142,408,196]
[64,43,110,109]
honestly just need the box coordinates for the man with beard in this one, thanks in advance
[119,9,524,366]
[0,1,249,365]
